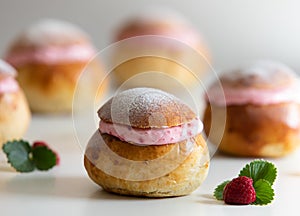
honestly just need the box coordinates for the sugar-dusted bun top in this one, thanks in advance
[114,8,205,49]
[207,60,300,106]
[5,19,97,66]
[120,7,189,28]
[0,59,19,93]
[98,88,196,128]
[221,60,297,89]
[8,19,91,50]
[0,59,17,78]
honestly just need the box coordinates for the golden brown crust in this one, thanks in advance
[98,133,180,161]
[116,21,175,41]
[220,72,294,90]
[111,55,209,91]
[98,88,196,128]
[219,62,297,90]
[203,102,300,157]
[111,47,210,91]
[84,132,209,197]
[0,90,31,146]
[15,61,106,113]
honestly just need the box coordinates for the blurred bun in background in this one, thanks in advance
[203,60,300,157]
[110,8,211,91]
[5,19,107,113]
[0,59,30,146]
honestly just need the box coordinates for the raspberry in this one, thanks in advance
[223,176,256,205]
[32,141,60,165]
[54,152,60,165]
[32,141,49,148]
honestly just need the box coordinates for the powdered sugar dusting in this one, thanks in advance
[0,59,17,77]
[116,8,204,48]
[0,59,19,93]
[115,88,177,124]
[222,60,297,87]
[17,19,90,47]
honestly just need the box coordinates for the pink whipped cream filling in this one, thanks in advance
[6,44,96,66]
[207,81,300,106]
[99,117,203,145]
[0,77,19,93]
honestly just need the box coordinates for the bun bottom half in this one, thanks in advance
[16,61,106,113]
[111,55,208,90]
[203,102,300,157]
[0,90,31,146]
[84,131,209,197]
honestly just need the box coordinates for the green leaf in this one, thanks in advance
[214,180,230,200]
[253,179,274,205]
[239,160,277,185]
[32,146,56,171]
[2,140,35,172]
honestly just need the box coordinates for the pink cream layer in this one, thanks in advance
[0,77,19,93]
[207,81,300,106]
[6,44,96,66]
[99,118,203,145]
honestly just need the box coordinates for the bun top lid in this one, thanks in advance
[98,88,196,128]
[123,7,189,27]
[0,59,17,78]
[220,60,297,89]
[114,7,204,47]
[8,19,91,50]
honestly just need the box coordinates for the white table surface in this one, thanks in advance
[1,114,300,216]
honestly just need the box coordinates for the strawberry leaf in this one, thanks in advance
[32,146,56,171]
[214,180,230,200]
[253,179,274,205]
[2,140,35,172]
[239,160,277,185]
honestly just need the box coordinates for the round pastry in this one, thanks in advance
[0,59,31,146]
[111,9,210,89]
[84,88,209,197]
[5,19,106,113]
[203,60,300,157]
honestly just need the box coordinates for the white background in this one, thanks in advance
[0,0,300,71]
[1,1,300,215]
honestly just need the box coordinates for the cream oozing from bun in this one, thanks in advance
[99,118,203,145]
[6,44,95,66]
